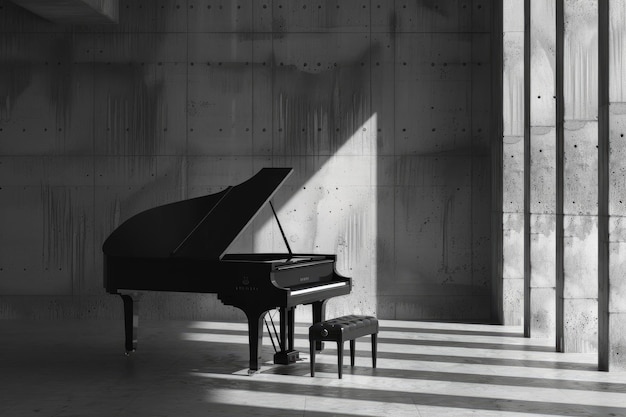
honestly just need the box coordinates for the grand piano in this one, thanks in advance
[103,167,351,372]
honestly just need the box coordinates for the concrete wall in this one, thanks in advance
[505,0,599,350]
[527,0,557,339]
[503,0,626,366]
[560,0,598,353]
[0,0,494,323]
[502,0,524,325]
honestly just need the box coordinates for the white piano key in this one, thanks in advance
[290,281,347,296]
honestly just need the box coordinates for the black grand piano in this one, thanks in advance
[103,167,351,372]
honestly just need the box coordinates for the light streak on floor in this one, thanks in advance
[1,319,625,416]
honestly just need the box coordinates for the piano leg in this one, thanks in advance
[245,309,268,373]
[118,293,140,354]
[312,300,327,351]
[287,307,295,351]
[277,307,296,350]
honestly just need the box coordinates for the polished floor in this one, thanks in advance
[1,318,625,417]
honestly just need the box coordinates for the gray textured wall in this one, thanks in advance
[502,0,524,326]
[0,0,494,322]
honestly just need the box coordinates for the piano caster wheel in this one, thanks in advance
[124,349,136,356]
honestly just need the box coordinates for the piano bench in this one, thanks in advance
[309,315,378,379]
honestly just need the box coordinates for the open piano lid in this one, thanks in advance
[102,168,293,260]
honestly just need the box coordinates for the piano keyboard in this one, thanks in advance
[290,281,347,296]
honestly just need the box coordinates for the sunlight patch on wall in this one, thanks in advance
[254,113,378,318]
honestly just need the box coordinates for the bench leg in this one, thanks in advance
[310,340,316,377]
[312,301,327,351]
[371,333,377,368]
[350,339,355,367]
[337,340,343,379]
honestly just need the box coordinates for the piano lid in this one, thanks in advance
[102,167,293,260]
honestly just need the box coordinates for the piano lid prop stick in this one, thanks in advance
[269,201,293,259]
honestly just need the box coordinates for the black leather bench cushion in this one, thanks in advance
[309,315,379,341]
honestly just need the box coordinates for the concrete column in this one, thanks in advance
[558,0,598,353]
[599,0,626,371]
[502,0,525,325]
[525,0,557,339]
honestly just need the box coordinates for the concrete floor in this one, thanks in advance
[1,319,625,417]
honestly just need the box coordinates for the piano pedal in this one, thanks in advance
[273,349,300,365]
